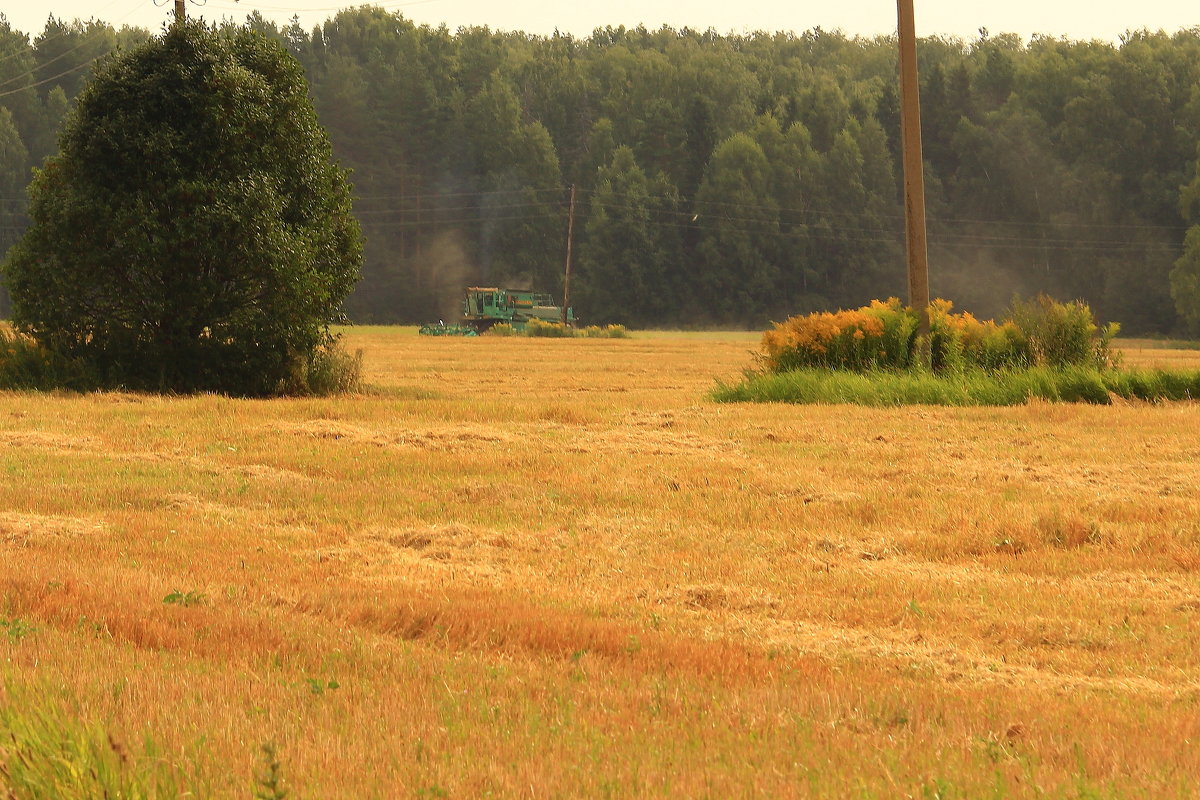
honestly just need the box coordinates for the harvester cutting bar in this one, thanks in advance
[418,323,479,336]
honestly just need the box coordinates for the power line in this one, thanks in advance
[354,194,1188,255]
[0,183,1182,253]
[0,0,133,66]
[2,206,1180,257]
[0,169,1185,251]
[355,199,565,216]
[355,185,1187,237]
[199,0,439,17]
[359,211,566,228]
[0,51,110,98]
[352,186,568,202]
[582,186,1189,234]
[0,0,149,96]
[929,213,1187,234]
[0,35,107,91]
[590,197,1079,246]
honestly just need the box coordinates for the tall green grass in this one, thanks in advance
[0,325,96,391]
[286,340,364,395]
[721,295,1178,406]
[712,366,1200,406]
[0,683,203,799]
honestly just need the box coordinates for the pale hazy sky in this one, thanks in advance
[3,0,1198,44]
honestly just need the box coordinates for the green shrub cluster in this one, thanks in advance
[0,324,362,395]
[1008,294,1119,371]
[286,341,363,395]
[762,295,1118,376]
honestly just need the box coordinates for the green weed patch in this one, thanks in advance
[0,325,95,391]
[713,366,1200,406]
[0,682,203,799]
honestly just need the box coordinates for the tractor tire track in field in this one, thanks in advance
[284,518,1200,701]
[275,419,513,451]
[746,612,1200,698]
[2,426,312,483]
[275,415,742,460]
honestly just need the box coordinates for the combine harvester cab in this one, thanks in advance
[420,287,574,335]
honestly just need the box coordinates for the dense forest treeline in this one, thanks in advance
[4,10,1200,332]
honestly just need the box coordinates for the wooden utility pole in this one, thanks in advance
[174,0,186,26]
[896,0,931,358]
[562,184,576,326]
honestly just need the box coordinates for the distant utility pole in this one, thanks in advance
[174,0,186,26]
[562,184,576,326]
[897,0,931,358]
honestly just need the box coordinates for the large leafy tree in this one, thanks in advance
[3,22,361,394]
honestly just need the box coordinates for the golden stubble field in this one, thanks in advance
[2,328,1200,797]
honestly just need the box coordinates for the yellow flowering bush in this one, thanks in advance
[928,299,1032,372]
[762,296,1111,375]
[524,319,575,337]
[762,298,916,372]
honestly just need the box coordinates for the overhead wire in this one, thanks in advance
[355,185,1188,237]
[581,185,1190,234]
[359,211,566,228]
[0,0,134,66]
[577,196,1185,249]
[355,199,565,216]
[0,34,109,90]
[353,184,1188,236]
[352,191,1188,255]
[0,0,158,97]
[0,54,110,98]
[0,177,1184,253]
[352,187,568,201]
[198,0,439,17]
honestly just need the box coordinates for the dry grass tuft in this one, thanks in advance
[277,584,815,681]
[567,427,737,457]
[0,430,93,451]
[1,512,103,546]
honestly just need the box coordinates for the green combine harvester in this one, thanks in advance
[420,287,574,335]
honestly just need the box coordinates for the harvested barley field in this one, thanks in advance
[3,328,1200,798]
